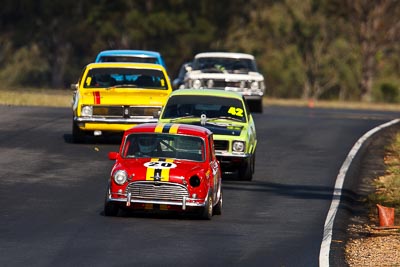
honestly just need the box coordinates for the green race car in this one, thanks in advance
[158,89,257,180]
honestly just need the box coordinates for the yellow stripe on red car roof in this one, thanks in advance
[169,124,179,134]
[154,123,180,134]
[154,123,165,133]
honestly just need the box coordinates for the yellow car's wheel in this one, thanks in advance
[72,121,86,143]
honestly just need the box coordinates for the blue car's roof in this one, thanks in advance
[95,50,166,69]
[97,50,161,57]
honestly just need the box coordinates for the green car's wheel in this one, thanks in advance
[239,156,254,181]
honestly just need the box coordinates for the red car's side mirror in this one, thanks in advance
[108,152,119,160]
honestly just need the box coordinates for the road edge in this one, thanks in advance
[319,118,400,267]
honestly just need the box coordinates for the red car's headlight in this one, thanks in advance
[113,170,128,185]
[189,176,201,187]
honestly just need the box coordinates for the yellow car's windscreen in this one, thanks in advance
[84,67,167,89]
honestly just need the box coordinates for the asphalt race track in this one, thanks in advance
[0,104,399,267]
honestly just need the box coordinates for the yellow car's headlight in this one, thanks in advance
[81,105,93,117]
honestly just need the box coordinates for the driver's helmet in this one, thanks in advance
[138,135,158,154]
[96,74,115,87]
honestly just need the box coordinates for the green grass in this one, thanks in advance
[2,87,400,111]
[370,133,400,208]
[0,88,72,107]
[265,97,400,112]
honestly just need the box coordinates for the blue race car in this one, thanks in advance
[95,50,167,70]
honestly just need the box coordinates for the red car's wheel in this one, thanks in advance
[200,194,213,220]
[213,190,222,215]
[104,189,119,216]
[104,200,119,217]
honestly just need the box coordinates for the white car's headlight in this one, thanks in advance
[250,81,259,90]
[232,141,245,152]
[193,79,202,89]
[113,170,128,185]
[81,105,93,116]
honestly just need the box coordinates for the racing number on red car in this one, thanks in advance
[144,161,177,169]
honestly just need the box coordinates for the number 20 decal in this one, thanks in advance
[144,161,177,169]
[227,107,244,117]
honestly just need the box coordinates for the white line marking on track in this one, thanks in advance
[319,118,400,267]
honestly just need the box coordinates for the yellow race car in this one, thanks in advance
[71,62,172,142]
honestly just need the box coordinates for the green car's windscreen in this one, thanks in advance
[162,95,247,122]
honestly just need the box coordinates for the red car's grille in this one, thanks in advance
[126,181,189,201]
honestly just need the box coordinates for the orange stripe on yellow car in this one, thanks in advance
[93,91,101,104]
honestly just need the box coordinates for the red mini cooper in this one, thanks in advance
[104,123,222,219]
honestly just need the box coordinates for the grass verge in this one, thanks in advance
[369,132,400,212]
[0,88,72,107]
[2,88,400,111]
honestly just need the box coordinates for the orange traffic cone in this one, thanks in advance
[308,98,315,108]
[377,204,395,227]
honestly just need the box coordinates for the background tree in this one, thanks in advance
[329,0,400,102]
[223,0,361,101]
[0,0,399,103]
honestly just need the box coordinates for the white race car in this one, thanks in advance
[184,52,265,113]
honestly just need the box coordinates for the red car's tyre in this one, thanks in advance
[213,191,222,215]
[200,194,213,220]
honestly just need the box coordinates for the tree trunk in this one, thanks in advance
[302,79,312,100]
[358,6,377,102]
[360,50,375,102]
[51,44,70,88]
